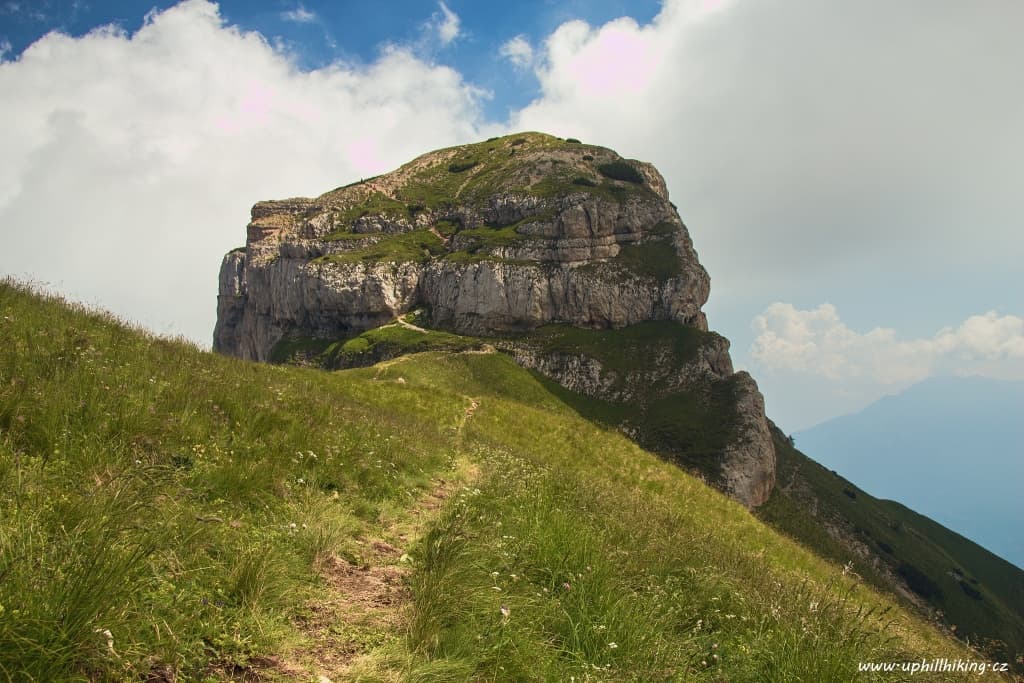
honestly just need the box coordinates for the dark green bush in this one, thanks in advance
[572,176,597,187]
[510,137,527,146]
[597,161,644,183]
[565,138,581,144]
[448,160,479,173]
[898,562,943,599]
[843,488,857,499]
[959,581,983,600]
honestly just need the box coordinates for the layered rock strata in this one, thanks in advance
[214,132,774,506]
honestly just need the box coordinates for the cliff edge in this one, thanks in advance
[213,132,775,506]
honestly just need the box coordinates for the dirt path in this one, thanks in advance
[274,394,481,682]
[393,314,427,333]
[427,226,449,246]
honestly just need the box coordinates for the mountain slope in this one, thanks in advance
[273,311,1024,675]
[0,281,1005,681]
[212,131,1023,676]
[759,430,1024,668]
[794,376,1024,569]
[213,131,776,508]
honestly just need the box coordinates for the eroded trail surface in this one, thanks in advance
[273,393,481,682]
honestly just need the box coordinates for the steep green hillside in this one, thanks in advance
[759,432,1024,668]
[279,318,1024,673]
[274,319,744,488]
[0,281,1008,681]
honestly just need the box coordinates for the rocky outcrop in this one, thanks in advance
[502,334,775,507]
[719,373,776,507]
[213,132,775,507]
[214,133,711,361]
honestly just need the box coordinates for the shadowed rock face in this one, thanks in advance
[213,132,774,506]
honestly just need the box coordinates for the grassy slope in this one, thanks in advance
[276,318,1024,677]
[0,283,464,681]
[0,282,1005,681]
[759,431,1024,666]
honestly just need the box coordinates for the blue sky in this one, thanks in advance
[0,0,661,119]
[1,0,1022,432]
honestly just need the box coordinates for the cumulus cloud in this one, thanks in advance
[281,3,316,24]
[751,303,1024,384]
[499,35,533,70]
[0,0,488,343]
[513,0,1024,308]
[430,1,461,47]
[0,39,11,60]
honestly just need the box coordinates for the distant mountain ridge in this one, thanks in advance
[795,376,1024,569]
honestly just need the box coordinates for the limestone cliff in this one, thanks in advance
[214,132,775,506]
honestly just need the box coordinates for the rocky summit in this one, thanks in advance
[214,132,775,506]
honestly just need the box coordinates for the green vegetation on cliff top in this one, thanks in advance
[306,133,689,281]
[0,281,1000,681]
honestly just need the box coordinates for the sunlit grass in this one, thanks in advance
[0,280,999,681]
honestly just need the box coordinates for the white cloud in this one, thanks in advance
[0,39,11,61]
[0,0,488,343]
[751,303,1024,384]
[499,35,533,70]
[432,1,461,47]
[512,0,1024,306]
[281,3,316,24]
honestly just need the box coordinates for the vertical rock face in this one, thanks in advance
[720,373,776,507]
[213,132,775,507]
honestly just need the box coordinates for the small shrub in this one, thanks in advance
[582,154,594,161]
[597,161,644,183]
[877,540,894,554]
[843,488,857,499]
[510,137,528,146]
[959,580,983,600]
[898,562,943,599]
[572,176,597,187]
[565,137,581,144]
[448,160,479,173]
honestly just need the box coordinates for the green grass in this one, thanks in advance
[597,160,645,183]
[307,133,669,273]
[313,230,445,265]
[0,281,461,680]
[388,132,655,212]
[272,323,487,370]
[380,353,991,681]
[759,429,1024,667]
[527,366,741,488]
[616,238,683,281]
[0,281,1002,680]
[331,191,410,227]
[521,321,716,381]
